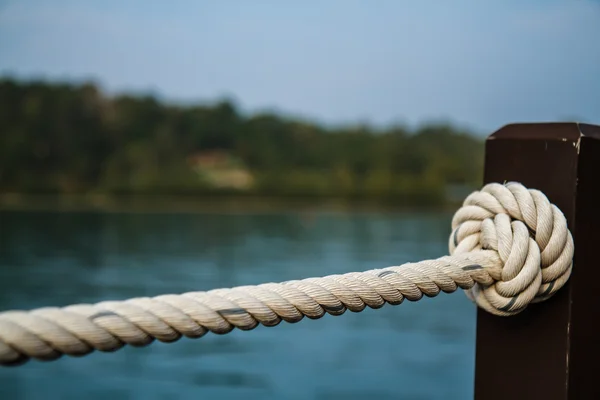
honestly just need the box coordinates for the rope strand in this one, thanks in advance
[0,182,574,366]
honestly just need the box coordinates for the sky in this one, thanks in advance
[0,0,599,134]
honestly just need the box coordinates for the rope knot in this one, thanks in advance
[449,182,574,316]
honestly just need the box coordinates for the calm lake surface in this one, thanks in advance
[0,209,476,399]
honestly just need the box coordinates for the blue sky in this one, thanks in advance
[1,0,599,134]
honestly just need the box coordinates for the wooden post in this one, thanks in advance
[475,122,600,399]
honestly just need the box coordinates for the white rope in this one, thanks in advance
[450,182,573,314]
[0,182,574,366]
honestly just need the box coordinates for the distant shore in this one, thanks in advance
[0,79,484,212]
[0,192,461,214]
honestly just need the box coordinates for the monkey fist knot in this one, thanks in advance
[449,182,574,316]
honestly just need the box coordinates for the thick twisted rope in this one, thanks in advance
[450,182,573,314]
[0,182,574,366]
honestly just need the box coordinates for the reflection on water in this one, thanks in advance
[0,209,476,399]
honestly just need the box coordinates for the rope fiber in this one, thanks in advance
[0,182,574,366]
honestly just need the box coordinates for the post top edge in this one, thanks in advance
[488,122,600,141]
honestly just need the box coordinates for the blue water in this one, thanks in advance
[0,209,476,399]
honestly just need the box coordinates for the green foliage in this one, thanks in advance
[0,78,485,206]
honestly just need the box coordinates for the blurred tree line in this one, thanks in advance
[0,78,484,206]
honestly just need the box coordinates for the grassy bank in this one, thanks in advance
[0,191,470,214]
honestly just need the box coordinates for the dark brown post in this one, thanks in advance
[475,122,600,399]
